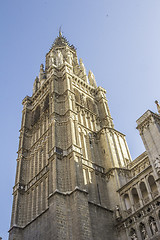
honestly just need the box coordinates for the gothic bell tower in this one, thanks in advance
[9,32,132,240]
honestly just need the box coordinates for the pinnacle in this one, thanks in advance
[50,31,76,50]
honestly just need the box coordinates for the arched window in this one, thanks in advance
[148,175,158,193]
[139,222,148,240]
[124,194,131,210]
[149,216,158,235]
[132,188,139,204]
[140,182,148,199]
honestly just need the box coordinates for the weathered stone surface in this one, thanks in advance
[9,33,160,240]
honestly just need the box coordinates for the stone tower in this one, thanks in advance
[9,32,132,240]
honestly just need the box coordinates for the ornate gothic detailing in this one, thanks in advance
[115,205,122,221]
[79,58,86,76]
[51,34,76,50]
[55,49,63,67]
[82,158,104,174]
[10,32,160,240]
[117,198,160,240]
[137,110,160,136]
[137,116,152,136]
[33,76,40,94]
[88,70,97,88]
[155,100,160,115]
[128,152,148,169]
[117,168,131,178]
[149,216,158,235]
[154,155,160,175]
[130,228,138,240]
[139,222,148,240]
[106,169,114,181]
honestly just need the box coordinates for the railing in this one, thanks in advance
[134,202,141,210]
[126,208,132,215]
[143,196,150,204]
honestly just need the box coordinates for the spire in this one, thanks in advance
[50,30,76,50]
[59,26,62,37]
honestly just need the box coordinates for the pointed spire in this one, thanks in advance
[39,64,46,82]
[59,26,62,37]
[33,76,40,94]
[88,70,97,88]
[51,29,76,50]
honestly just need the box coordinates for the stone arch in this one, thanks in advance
[131,188,139,204]
[139,181,148,199]
[124,193,131,210]
[148,175,158,193]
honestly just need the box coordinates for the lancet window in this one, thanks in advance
[140,182,148,199]
[131,188,139,204]
[124,193,131,210]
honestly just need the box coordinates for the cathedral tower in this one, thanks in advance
[9,32,132,240]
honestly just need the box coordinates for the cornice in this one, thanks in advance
[136,110,160,135]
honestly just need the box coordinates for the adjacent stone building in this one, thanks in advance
[9,32,160,240]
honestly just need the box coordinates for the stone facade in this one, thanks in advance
[9,33,160,240]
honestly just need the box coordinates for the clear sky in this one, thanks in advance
[1,0,160,239]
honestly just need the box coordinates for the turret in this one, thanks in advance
[33,76,40,94]
[88,70,97,88]
[137,109,160,182]
[39,63,46,84]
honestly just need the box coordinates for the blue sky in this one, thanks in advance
[1,0,160,239]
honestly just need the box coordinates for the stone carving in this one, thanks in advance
[88,70,97,88]
[80,94,85,106]
[56,50,63,67]
[149,218,158,235]
[79,58,86,75]
[154,156,160,175]
[115,205,121,220]
[39,64,45,83]
[33,76,40,94]
[131,232,138,240]
[140,224,148,240]
[66,50,73,65]
[50,51,54,65]
[155,100,160,115]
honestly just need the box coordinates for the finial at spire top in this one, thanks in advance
[155,100,160,115]
[59,26,62,37]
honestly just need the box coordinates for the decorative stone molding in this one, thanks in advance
[154,156,160,175]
